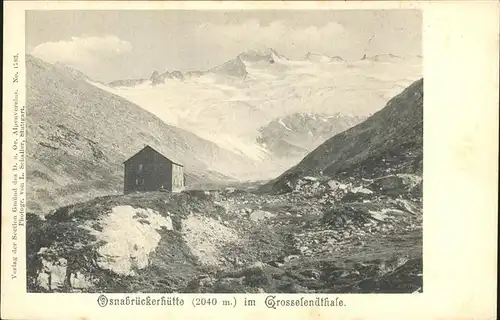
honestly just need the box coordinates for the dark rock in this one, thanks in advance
[213,277,246,293]
[277,281,309,293]
[243,273,273,287]
[299,268,321,280]
[341,190,372,202]
[368,174,421,197]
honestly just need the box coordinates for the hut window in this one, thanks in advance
[137,164,143,173]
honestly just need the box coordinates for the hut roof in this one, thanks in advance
[123,145,184,167]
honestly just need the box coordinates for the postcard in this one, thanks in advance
[2,1,498,319]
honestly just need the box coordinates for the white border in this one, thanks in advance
[2,1,498,319]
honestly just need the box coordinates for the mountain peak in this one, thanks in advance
[304,52,345,63]
[238,47,284,63]
[150,70,163,85]
[361,53,402,62]
[209,56,248,78]
[150,70,160,79]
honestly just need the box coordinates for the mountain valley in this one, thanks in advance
[27,76,424,294]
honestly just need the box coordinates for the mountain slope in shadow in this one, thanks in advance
[265,78,423,193]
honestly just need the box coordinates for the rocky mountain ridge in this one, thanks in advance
[107,48,420,87]
[303,52,345,63]
[108,48,282,87]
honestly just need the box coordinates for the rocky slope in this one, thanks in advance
[26,55,255,213]
[265,78,423,193]
[108,78,147,88]
[27,171,422,293]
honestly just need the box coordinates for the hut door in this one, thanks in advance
[136,164,145,186]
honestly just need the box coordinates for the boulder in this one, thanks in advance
[284,255,300,263]
[300,269,321,280]
[322,179,339,193]
[299,246,309,254]
[249,210,276,222]
[341,187,373,202]
[277,281,309,293]
[69,271,94,289]
[410,180,423,199]
[245,261,266,275]
[368,174,422,197]
[351,186,373,194]
[36,255,68,291]
[303,176,318,182]
[213,277,246,293]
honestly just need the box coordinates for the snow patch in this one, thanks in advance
[86,205,173,276]
[249,209,276,222]
[327,180,351,191]
[368,209,389,221]
[181,214,241,266]
[278,118,292,131]
[368,208,406,221]
[396,174,422,188]
[351,186,374,194]
[303,176,318,181]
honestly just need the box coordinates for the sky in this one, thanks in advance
[26,10,422,83]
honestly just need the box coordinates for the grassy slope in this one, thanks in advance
[26,55,251,213]
[265,78,423,192]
